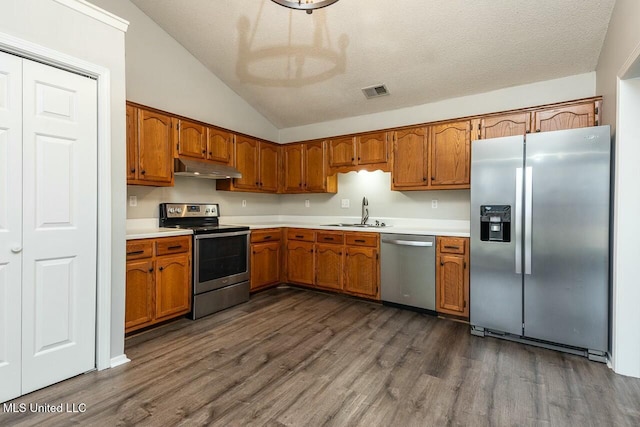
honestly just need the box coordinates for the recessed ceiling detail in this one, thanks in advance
[362,84,389,99]
[129,0,616,129]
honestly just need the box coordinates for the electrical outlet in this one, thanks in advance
[431,199,438,209]
[341,199,350,208]
[242,200,247,207]
[305,199,310,208]
[128,195,137,207]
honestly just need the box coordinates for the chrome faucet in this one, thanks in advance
[361,197,369,224]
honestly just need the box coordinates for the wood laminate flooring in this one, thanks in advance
[3,286,640,426]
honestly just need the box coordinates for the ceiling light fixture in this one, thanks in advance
[271,0,340,14]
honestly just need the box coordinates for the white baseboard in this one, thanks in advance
[109,354,131,368]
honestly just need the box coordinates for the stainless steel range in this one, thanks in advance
[159,203,250,319]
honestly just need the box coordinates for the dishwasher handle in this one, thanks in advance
[382,238,433,247]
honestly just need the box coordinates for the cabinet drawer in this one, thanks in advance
[126,240,154,260]
[345,232,378,247]
[287,228,315,242]
[316,231,344,244]
[156,236,191,256]
[251,228,281,243]
[438,237,467,254]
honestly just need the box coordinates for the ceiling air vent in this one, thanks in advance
[362,84,389,99]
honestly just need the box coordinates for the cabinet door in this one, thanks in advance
[430,120,471,186]
[177,119,206,159]
[344,247,378,298]
[126,104,138,181]
[305,141,327,192]
[391,127,428,189]
[286,241,314,285]
[328,136,356,168]
[436,254,468,317]
[357,131,388,165]
[155,254,191,320]
[315,244,343,291]
[138,109,174,184]
[251,241,281,290]
[207,128,232,164]
[125,260,155,332]
[259,142,279,192]
[533,102,596,133]
[233,136,259,190]
[283,144,304,192]
[480,112,531,139]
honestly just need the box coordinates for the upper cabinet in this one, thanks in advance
[207,127,233,164]
[476,112,531,139]
[391,126,429,190]
[429,120,471,188]
[532,99,600,133]
[176,119,206,159]
[216,138,279,193]
[282,141,337,194]
[328,131,390,173]
[127,104,174,186]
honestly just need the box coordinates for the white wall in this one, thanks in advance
[89,0,279,142]
[596,0,640,378]
[0,0,127,360]
[280,73,596,142]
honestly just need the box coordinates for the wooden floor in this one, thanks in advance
[3,286,640,426]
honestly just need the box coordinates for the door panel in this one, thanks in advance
[21,59,97,395]
[305,141,326,192]
[430,120,471,186]
[391,127,428,189]
[283,144,304,192]
[138,109,173,183]
[259,142,279,192]
[524,127,610,351]
[0,51,22,403]
[470,135,524,335]
[178,120,206,159]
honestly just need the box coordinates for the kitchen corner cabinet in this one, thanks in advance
[250,229,282,291]
[216,137,279,193]
[532,99,600,133]
[391,126,429,190]
[125,236,191,333]
[436,236,469,319]
[282,141,337,194]
[126,104,175,186]
[329,131,390,173]
[429,120,471,187]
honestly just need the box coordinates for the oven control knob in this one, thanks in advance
[176,208,182,213]
[168,208,175,214]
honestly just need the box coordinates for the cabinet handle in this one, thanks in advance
[310,249,314,253]
[355,239,365,243]
[324,237,334,241]
[536,129,541,132]
[444,245,460,250]
[159,266,164,271]
[423,177,426,181]
[127,250,144,255]
[148,267,154,272]
[168,245,183,250]
[431,176,435,180]
[130,168,135,173]
[358,157,361,161]
[141,170,146,175]
[202,149,206,154]
[440,262,444,266]
[263,235,272,240]
[351,157,354,161]
[209,152,212,155]
[295,235,304,238]
[256,181,259,185]
[339,252,342,255]
[299,182,302,187]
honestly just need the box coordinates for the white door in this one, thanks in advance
[0,52,98,402]
[0,51,23,403]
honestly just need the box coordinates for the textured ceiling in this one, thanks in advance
[129,0,615,129]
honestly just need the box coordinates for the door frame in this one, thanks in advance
[0,32,113,371]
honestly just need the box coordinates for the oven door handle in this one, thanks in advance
[194,230,251,240]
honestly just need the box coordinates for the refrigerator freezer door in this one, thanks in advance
[524,126,610,352]
[470,136,524,335]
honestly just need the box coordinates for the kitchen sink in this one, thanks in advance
[321,223,389,228]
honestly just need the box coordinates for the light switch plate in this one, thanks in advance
[305,199,310,208]
[341,199,350,208]
[242,200,247,207]
[431,199,438,209]
[128,196,137,207]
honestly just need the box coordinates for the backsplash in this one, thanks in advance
[127,171,470,220]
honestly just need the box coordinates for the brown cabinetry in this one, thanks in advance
[391,126,429,190]
[329,132,390,173]
[435,236,469,319]
[282,141,336,194]
[477,112,531,139]
[176,119,206,159]
[429,120,471,187]
[125,235,192,333]
[206,127,233,164]
[127,104,174,186]
[250,229,282,291]
[314,231,344,291]
[532,100,600,133]
[217,138,279,193]
[343,232,379,299]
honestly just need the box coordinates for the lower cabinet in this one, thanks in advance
[344,246,379,298]
[125,236,192,333]
[286,240,315,285]
[435,236,469,319]
[314,231,345,291]
[250,228,282,291]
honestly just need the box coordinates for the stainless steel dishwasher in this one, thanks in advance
[381,234,436,312]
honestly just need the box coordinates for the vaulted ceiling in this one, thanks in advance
[130,0,616,129]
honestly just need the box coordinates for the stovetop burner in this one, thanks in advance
[159,203,249,235]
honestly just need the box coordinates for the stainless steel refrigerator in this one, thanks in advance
[470,126,610,362]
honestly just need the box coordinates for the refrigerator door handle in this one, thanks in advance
[515,168,523,274]
[525,166,533,275]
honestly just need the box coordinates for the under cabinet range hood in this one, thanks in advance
[174,158,242,179]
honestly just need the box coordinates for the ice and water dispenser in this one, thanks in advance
[480,205,511,242]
